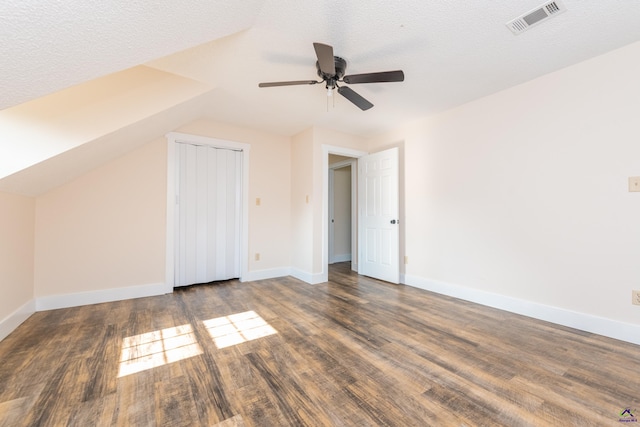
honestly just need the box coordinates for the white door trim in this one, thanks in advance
[322,145,367,282]
[165,132,250,293]
[328,168,335,264]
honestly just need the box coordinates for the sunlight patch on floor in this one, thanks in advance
[118,323,203,377]
[203,311,277,349]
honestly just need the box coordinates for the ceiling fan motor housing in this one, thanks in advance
[316,56,347,83]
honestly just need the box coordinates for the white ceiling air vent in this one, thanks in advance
[506,1,567,35]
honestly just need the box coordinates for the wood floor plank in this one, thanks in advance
[213,414,246,427]
[0,262,639,426]
[153,375,199,427]
[0,396,39,427]
[67,394,118,427]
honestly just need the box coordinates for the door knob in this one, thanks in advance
[390,219,396,224]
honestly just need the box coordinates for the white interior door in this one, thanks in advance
[175,142,242,287]
[358,147,399,283]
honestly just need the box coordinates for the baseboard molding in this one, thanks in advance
[10,272,637,346]
[0,299,36,342]
[330,254,352,263]
[403,274,640,346]
[243,267,291,282]
[36,282,168,311]
[290,268,326,285]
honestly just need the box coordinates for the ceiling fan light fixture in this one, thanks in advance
[326,78,337,96]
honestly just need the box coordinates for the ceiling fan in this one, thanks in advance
[258,42,404,111]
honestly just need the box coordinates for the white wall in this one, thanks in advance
[368,40,640,341]
[0,191,35,339]
[34,138,168,303]
[290,128,315,277]
[289,126,367,282]
[31,118,293,308]
[7,38,640,344]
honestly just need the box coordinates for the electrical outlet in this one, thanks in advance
[633,290,640,306]
[255,253,260,261]
[404,255,409,265]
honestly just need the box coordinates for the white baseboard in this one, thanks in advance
[330,254,352,263]
[403,274,640,346]
[0,299,36,342]
[10,272,637,346]
[290,268,326,285]
[243,267,291,282]
[36,282,168,311]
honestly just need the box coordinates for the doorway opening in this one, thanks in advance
[328,155,356,267]
[321,145,367,283]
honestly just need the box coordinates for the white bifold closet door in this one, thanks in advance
[175,142,242,287]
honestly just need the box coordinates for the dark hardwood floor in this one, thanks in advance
[1,262,638,426]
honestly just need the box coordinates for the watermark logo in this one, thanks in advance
[619,408,638,423]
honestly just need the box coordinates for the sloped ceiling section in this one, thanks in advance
[0,66,214,194]
[0,0,264,110]
[0,90,212,196]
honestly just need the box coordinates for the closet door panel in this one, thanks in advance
[175,143,241,287]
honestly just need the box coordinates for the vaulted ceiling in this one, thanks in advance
[2,0,640,195]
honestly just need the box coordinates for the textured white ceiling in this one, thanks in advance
[0,0,263,110]
[147,0,640,137]
[2,0,640,195]
[4,0,640,136]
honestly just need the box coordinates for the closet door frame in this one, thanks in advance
[165,132,250,293]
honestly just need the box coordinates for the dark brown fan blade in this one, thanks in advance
[338,86,373,111]
[313,42,335,76]
[343,70,404,84]
[258,80,319,88]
